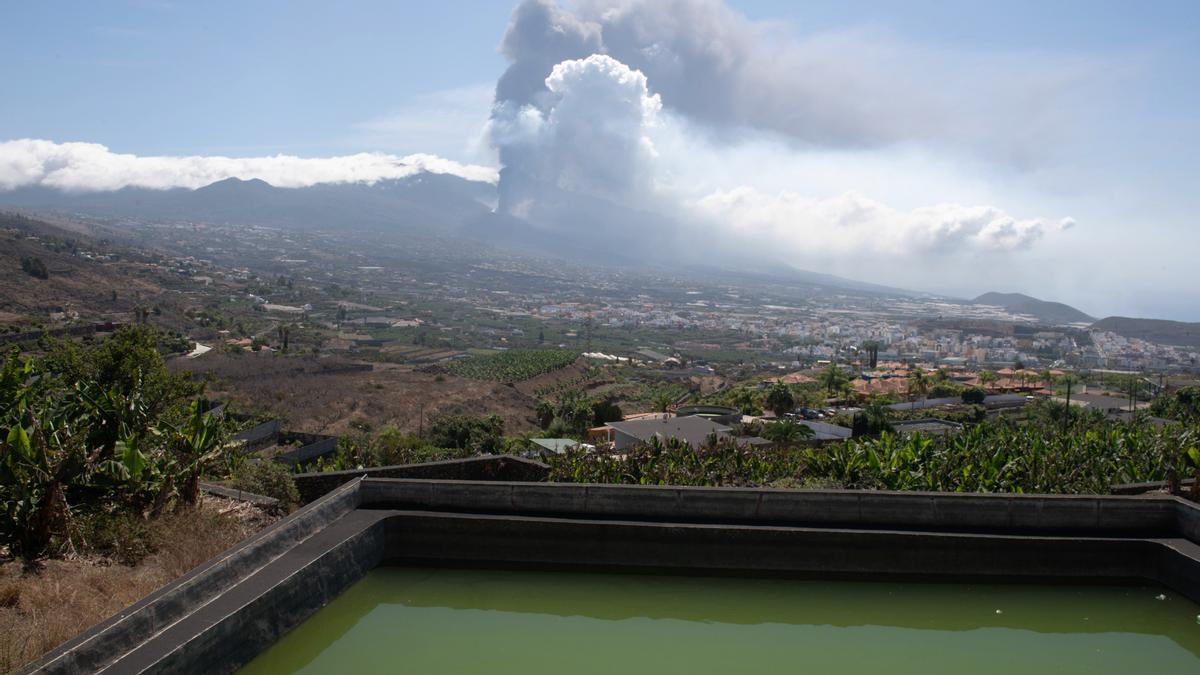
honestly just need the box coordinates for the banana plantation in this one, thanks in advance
[548,405,1200,496]
[0,328,235,560]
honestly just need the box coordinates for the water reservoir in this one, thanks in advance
[240,566,1200,675]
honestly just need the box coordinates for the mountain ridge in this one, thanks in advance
[971,291,1094,325]
[1091,316,1200,349]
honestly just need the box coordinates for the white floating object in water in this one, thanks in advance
[995,609,1003,614]
[1156,594,1167,601]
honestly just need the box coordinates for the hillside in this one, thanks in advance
[1,179,925,299]
[972,292,1094,325]
[0,212,166,327]
[1091,316,1200,349]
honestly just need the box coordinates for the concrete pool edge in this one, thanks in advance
[22,481,1200,674]
[20,478,366,675]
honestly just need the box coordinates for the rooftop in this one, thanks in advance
[530,438,583,455]
[606,416,733,446]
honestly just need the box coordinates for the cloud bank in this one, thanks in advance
[695,188,1076,256]
[0,139,498,192]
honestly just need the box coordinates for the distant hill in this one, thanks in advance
[1,178,928,299]
[1091,316,1200,349]
[0,173,496,234]
[972,292,1094,325]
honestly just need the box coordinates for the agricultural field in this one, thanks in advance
[547,405,1197,495]
[446,348,578,382]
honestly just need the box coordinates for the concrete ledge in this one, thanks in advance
[200,481,280,510]
[292,454,549,503]
[1111,478,1196,495]
[21,478,365,675]
[112,510,388,675]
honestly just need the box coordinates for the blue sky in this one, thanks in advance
[2,1,1198,319]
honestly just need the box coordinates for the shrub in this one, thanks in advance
[20,256,48,279]
[76,511,157,566]
[0,585,19,609]
[230,461,300,513]
[427,414,505,454]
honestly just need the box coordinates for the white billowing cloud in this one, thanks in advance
[694,187,1076,257]
[490,54,662,214]
[0,139,498,192]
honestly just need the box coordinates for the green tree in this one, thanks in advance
[907,369,929,410]
[723,387,762,416]
[961,387,986,405]
[851,398,894,437]
[1056,372,1080,434]
[978,370,1000,391]
[20,256,49,279]
[765,382,796,417]
[651,389,676,413]
[761,420,815,443]
[818,364,849,397]
[427,414,505,454]
[590,398,623,426]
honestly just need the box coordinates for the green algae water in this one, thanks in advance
[239,567,1200,675]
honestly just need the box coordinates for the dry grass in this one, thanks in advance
[0,498,275,674]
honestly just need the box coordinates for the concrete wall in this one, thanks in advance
[360,480,1180,537]
[274,436,338,467]
[292,455,550,503]
[232,419,281,453]
[381,510,1161,582]
[366,481,1200,597]
[24,480,1200,674]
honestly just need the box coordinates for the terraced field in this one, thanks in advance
[446,348,578,382]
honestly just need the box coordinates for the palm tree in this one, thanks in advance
[819,364,848,397]
[907,369,929,410]
[978,370,1000,392]
[765,382,795,417]
[852,397,893,437]
[1125,373,1144,413]
[762,420,815,443]
[1056,373,1079,434]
